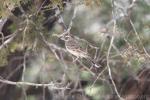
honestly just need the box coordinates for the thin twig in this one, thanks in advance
[0,78,69,90]
[77,60,95,76]
[36,0,47,15]
[0,30,19,50]
[22,18,29,49]
[57,5,77,37]
[39,32,67,53]
[106,0,124,99]
[106,36,123,100]
[129,19,150,58]
[21,51,28,100]
[90,67,107,87]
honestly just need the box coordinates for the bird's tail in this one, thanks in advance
[87,58,101,68]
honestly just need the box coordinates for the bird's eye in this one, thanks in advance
[60,35,70,41]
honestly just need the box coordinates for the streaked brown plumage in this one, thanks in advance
[61,35,100,68]
[65,36,89,58]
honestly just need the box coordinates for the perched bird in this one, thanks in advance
[60,34,100,68]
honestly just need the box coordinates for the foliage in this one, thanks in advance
[0,0,150,100]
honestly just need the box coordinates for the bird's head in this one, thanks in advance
[60,34,72,41]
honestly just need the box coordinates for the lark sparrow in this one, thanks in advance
[61,34,100,68]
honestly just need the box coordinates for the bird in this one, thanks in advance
[60,34,100,68]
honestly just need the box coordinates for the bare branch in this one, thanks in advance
[0,29,23,50]
[57,5,77,37]
[0,78,69,90]
[129,19,150,58]
[106,0,124,99]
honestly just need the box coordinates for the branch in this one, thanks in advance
[56,5,77,37]
[106,0,124,99]
[0,29,21,50]
[129,19,150,58]
[0,78,69,90]
[39,32,67,53]
[107,36,124,100]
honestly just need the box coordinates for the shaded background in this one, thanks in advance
[0,0,150,100]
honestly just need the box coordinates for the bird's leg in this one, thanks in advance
[73,56,79,62]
